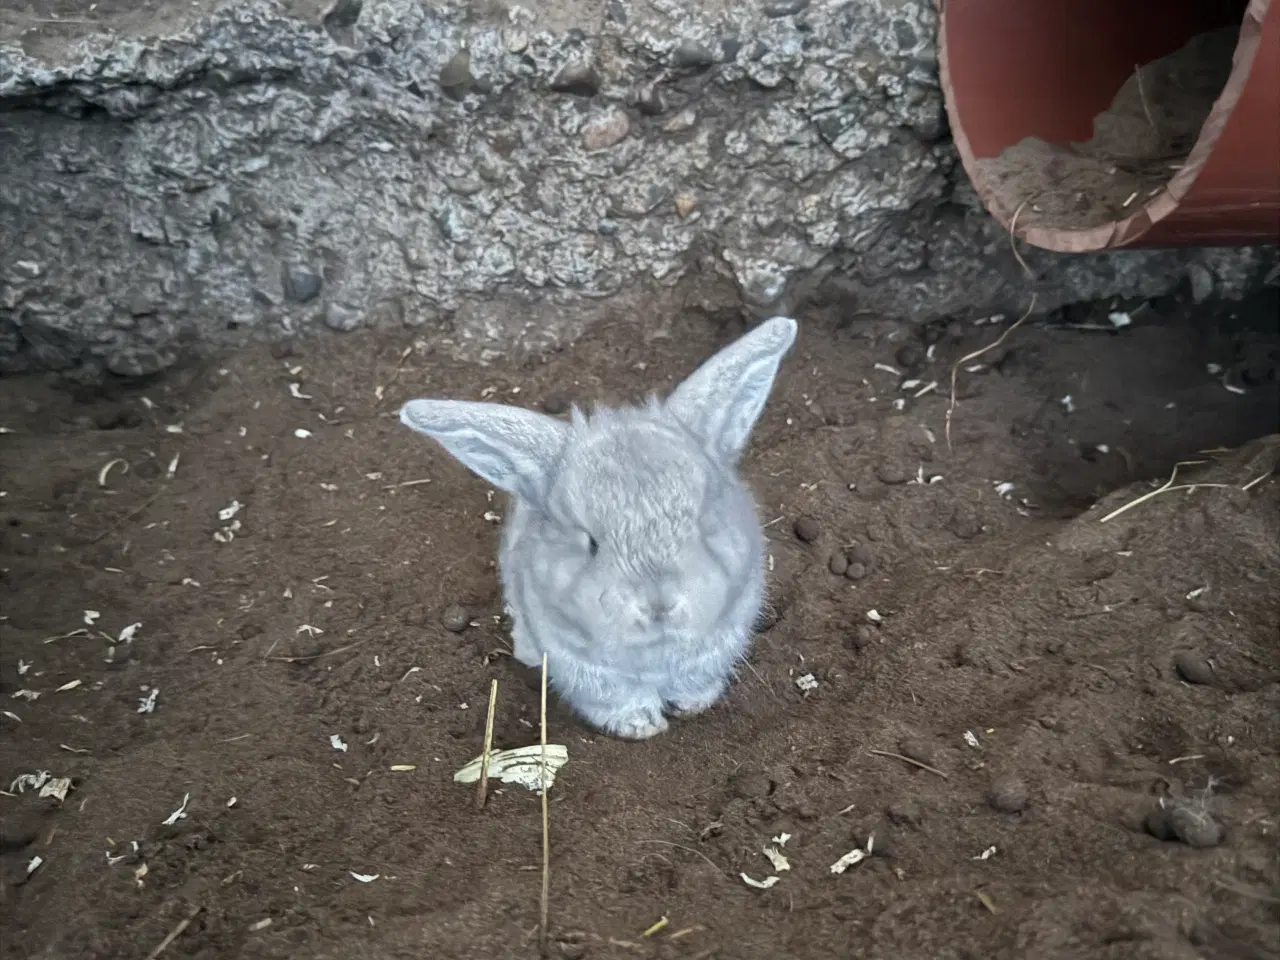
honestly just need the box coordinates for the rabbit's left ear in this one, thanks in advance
[399,399,568,503]
[666,316,797,463]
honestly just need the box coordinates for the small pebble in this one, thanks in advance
[793,515,822,543]
[895,343,925,369]
[1173,652,1214,685]
[828,552,849,576]
[581,107,631,151]
[269,340,295,360]
[861,820,894,857]
[844,562,867,581]
[987,775,1029,813]
[844,624,876,652]
[1142,806,1177,841]
[885,800,921,827]
[898,737,937,768]
[727,769,773,800]
[1169,807,1224,848]
[440,605,471,633]
[847,542,874,566]
[875,462,911,485]
[542,393,570,415]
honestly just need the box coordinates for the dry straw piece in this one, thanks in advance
[538,653,551,953]
[476,679,499,809]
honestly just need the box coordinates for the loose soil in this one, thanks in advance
[973,26,1240,233]
[2,290,1279,960]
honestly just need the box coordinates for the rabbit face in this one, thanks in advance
[523,408,760,648]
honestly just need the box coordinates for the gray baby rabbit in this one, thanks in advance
[400,316,797,739]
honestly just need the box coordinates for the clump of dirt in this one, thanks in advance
[1,289,1278,960]
[973,26,1240,232]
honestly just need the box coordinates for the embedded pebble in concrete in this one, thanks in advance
[581,108,631,152]
[283,266,323,304]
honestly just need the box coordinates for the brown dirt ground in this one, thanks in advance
[2,289,1279,960]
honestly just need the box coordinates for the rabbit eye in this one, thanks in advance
[586,534,600,557]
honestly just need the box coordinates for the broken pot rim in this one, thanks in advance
[939,0,1274,253]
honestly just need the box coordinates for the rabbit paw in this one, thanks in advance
[610,711,669,741]
[668,681,728,718]
[586,702,668,740]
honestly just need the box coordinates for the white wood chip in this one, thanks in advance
[829,848,868,874]
[9,771,50,793]
[329,734,349,752]
[39,777,73,802]
[830,834,875,874]
[740,873,779,889]
[350,872,379,883]
[453,743,568,792]
[162,793,190,826]
[763,847,791,872]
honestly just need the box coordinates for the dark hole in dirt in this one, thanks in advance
[973,13,1246,232]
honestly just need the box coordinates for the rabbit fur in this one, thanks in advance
[399,316,797,739]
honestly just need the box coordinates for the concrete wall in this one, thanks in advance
[0,0,1272,378]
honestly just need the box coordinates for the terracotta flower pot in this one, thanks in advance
[938,0,1280,252]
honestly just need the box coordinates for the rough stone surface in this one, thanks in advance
[0,0,1275,377]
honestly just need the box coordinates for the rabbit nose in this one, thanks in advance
[646,597,674,621]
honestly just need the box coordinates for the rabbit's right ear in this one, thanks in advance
[666,315,797,464]
[399,399,568,503]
